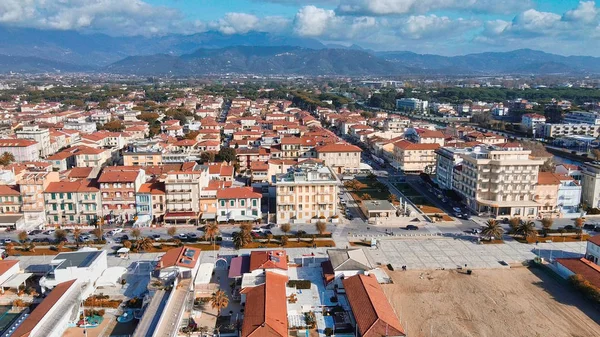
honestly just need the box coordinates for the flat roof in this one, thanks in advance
[1,273,33,288]
[0,214,23,225]
[362,200,396,211]
[52,250,103,270]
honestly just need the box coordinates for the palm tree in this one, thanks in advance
[281,235,289,247]
[481,219,504,240]
[167,226,177,237]
[136,237,154,252]
[517,220,538,239]
[73,228,81,248]
[540,218,553,236]
[204,223,220,251]
[210,289,229,317]
[232,231,251,249]
[315,221,327,235]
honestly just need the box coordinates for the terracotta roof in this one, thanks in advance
[537,172,561,185]
[156,246,201,270]
[45,179,99,193]
[216,187,261,199]
[496,142,522,149]
[588,235,600,246]
[0,139,37,147]
[138,181,166,194]
[342,274,405,337]
[0,185,20,196]
[556,258,600,289]
[98,170,141,183]
[241,271,288,337]
[315,143,362,153]
[393,140,440,151]
[249,250,288,271]
[206,180,233,190]
[0,260,18,276]
[12,280,77,337]
[65,167,94,179]
[415,129,445,138]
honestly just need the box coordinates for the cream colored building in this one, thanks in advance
[164,165,208,225]
[275,163,340,224]
[392,140,440,173]
[123,151,163,166]
[315,143,362,174]
[18,171,60,228]
[534,172,560,218]
[455,144,544,218]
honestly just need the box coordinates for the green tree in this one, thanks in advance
[280,223,291,235]
[481,219,504,240]
[98,119,125,132]
[200,151,216,163]
[517,220,538,239]
[0,152,15,166]
[54,229,67,242]
[508,217,521,234]
[541,218,553,235]
[217,148,237,163]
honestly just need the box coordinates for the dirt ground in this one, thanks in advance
[382,267,600,337]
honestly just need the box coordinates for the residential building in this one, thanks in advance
[73,146,111,168]
[564,111,600,125]
[435,147,469,190]
[540,123,600,138]
[585,236,600,265]
[0,185,21,214]
[19,171,60,228]
[216,187,262,223]
[396,98,428,111]
[123,151,163,166]
[315,143,362,174]
[534,172,560,218]
[557,174,582,215]
[581,161,600,209]
[39,250,107,297]
[16,125,52,158]
[44,179,100,226]
[455,144,543,218]
[463,132,506,145]
[392,140,440,173]
[155,246,202,280]
[322,249,372,286]
[98,168,146,224]
[240,271,288,337]
[405,128,445,146]
[343,274,405,337]
[164,166,207,225]
[275,163,339,224]
[521,113,546,132]
[0,139,39,162]
[136,181,166,225]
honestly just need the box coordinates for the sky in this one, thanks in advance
[1,0,600,56]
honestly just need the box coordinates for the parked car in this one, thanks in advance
[120,235,129,241]
[405,225,419,230]
[186,233,198,239]
[109,228,123,236]
[583,224,597,230]
[29,230,42,235]
[469,228,481,234]
[251,228,263,233]
[563,225,575,230]
[43,230,55,235]
[178,233,188,240]
[151,234,162,241]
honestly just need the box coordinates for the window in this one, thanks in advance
[241,210,245,216]
[252,199,257,207]
[220,200,225,207]
[51,193,56,200]
[52,204,57,211]
[67,193,72,199]
[240,199,245,207]
[68,204,73,210]
[221,211,226,215]
[230,200,235,207]
[60,193,64,199]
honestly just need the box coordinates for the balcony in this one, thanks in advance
[168,189,192,194]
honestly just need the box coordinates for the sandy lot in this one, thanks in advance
[382,267,600,337]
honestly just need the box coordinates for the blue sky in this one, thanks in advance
[1,0,599,55]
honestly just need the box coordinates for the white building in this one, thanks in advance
[39,249,108,297]
[435,147,470,191]
[521,113,546,132]
[557,175,582,215]
[564,111,600,125]
[16,125,52,158]
[396,98,428,112]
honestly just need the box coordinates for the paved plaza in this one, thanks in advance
[366,237,586,270]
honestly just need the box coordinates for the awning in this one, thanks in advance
[217,216,228,222]
[233,215,258,221]
[164,212,198,220]
[477,199,540,207]
[201,213,216,220]
[117,248,130,254]
[1,273,33,289]
[134,214,151,227]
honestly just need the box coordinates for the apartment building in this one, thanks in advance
[18,171,60,228]
[164,167,207,225]
[315,143,362,174]
[98,168,146,224]
[123,151,163,166]
[275,163,339,224]
[0,185,21,214]
[539,123,600,138]
[534,172,560,218]
[396,98,428,111]
[73,146,111,168]
[136,181,166,225]
[563,111,600,125]
[557,175,581,215]
[383,116,410,132]
[392,140,440,174]
[435,147,469,191]
[16,125,52,158]
[455,144,543,218]
[405,128,445,146]
[0,139,39,162]
[280,137,318,159]
[521,113,546,131]
[44,180,100,226]
[216,187,262,223]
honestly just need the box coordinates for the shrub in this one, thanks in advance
[387,263,394,271]
[324,327,334,336]
[570,274,600,304]
[287,280,312,289]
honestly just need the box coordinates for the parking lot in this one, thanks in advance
[366,237,586,270]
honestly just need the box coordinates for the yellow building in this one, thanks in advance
[392,140,440,173]
[123,151,163,166]
[315,143,362,174]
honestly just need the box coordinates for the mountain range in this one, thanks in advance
[1,27,600,76]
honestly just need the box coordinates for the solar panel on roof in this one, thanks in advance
[271,256,280,263]
[185,249,196,258]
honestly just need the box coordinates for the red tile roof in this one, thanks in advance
[45,179,99,193]
[66,167,94,179]
[537,172,561,185]
[216,187,261,199]
[556,258,600,289]
[0,260,18,276]
[138,181,166,194]
[0,139,37,147]
[249,250,288,271]
[0,185,20,196]
[241,271,288,337]
[588,235,600,246]
[12,280,77,337]
[98,170,141,183]
[393,140,440,151]
[315,143,361,153]
[156,246,201,270]
[342,274,405,337]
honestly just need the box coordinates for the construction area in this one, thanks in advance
[382,267,600,337]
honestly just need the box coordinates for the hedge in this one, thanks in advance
[287,280,312,289]
[569,274,600,304]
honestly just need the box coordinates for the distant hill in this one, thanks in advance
[0,26,599,75]
[106,46,410,76]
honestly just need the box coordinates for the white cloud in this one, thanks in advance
[210,13,290,35]
[563,1,598,24]
[399,15,476,39]
[337,0,532,16]
[293,6,338,37]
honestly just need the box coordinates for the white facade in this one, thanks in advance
[557,179,582,214]
[435,147,467,191]
[396,98,428,111]
[39,249,108,297]
[16,125,52,158]
[540,123,600,138]
[564,111,600,125]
